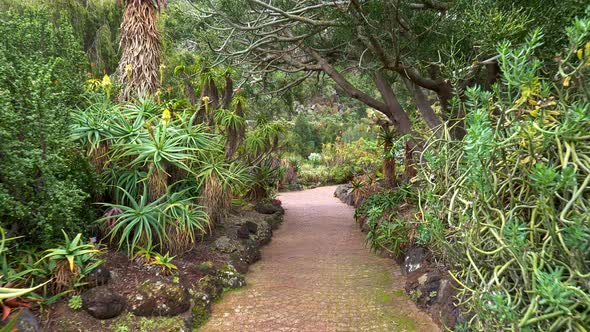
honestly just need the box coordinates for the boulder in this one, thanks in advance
[334,184,354,206]
[130,281,190,317]
[236,224,251,239]
[403,246,428,274]
[406,266,442,308]
[405,265,463,329]
[217,264,246,289]
[245,220,259,233]
[240,239,261,264]
[213,236,243,254]
[196,275,223,301]
[236,220,259,239]
[253,220,272,246]
[190,291,212,330]
[88,265,111,287]
[264,212,283,230]
[82,286,126,319]
[254,201,284,215]
[229,252,249,274]
[3,308,41,332]
[192,261,216,277]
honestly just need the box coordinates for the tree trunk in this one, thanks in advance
[403,79,443,137]
[382,134,396,188]
[373,72,412,134]
[118,0,161,101]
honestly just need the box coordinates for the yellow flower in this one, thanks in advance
[577,48,584,60]
[102,74,111,87]
[162,108,171,126]
[563,76,571,87]
[125,64,132,81]
[202,96,210,103]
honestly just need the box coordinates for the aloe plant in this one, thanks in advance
[39,231,99,273]
[100,187,166,256]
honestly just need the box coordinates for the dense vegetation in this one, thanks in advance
[0,0,588,331]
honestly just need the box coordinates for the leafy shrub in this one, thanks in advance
[417,21,590,330]
[0,9,97,244]
[355,188,416,257]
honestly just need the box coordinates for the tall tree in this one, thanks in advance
[189,0,583,138]
[117,0,166,100]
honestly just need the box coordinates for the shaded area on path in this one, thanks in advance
[201,186,438,332]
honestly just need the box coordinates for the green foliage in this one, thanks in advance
[417,19,590,330]
[297,138,382,186]
[68,295,83,310]
[0,8,97,245]
[355,189,415,258]
[291,114,321,157]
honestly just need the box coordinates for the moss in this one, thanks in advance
[110,313,186,332]
[197,275,223,300]
[392,289,405,298]
[375,289,392,304]
[390,314,418,331]
[191,305,211,330]
[409,289,422,303]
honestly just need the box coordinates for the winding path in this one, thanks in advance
[201,186,438,332]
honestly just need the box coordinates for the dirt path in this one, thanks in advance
[200,186,438,332]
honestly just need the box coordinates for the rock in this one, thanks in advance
[253,219,272,246]
[229,252,249,274]
[254,201,284,215]
[264,212,283,230]
[334,183,354,206]
[192,261,216,277]
[405,266,442,308]
[240,239,261,264]
[405,264,462,329]
[214,236,242,253]
[2,308,41,332]
[190,291,212,330]
[217,264,246,289]
[196,275,223,301]
[82,286,126,319]
[88,265,111,287]
[403,246,428,274]
[245,220,259,233]
[236,224,251,239]
[130,281,190,317]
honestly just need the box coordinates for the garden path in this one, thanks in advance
[200,186,438,332]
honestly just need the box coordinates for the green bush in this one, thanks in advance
[0,9,96,245]
[417,21,590,330]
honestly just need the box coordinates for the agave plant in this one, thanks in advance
[105,168,147,205]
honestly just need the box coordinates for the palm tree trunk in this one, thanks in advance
[118,0,162,101]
